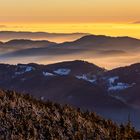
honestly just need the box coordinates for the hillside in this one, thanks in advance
[0,60,140,128]
[0,89,140,139]
[103,63,140,108]
[0,60,127,112]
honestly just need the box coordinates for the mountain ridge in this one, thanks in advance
[0,31,89,43]
[1,34,140,59]
[55,35,140,49]
[0,60,140,128]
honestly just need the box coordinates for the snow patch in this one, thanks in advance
[108,76,119,84]
[15,65,35,75]
[107,76,133,91]
[54,68,71,75]
[43,71,55,77]
[76,74,96,83]
[25,66,34,72]
[108,82,132,91]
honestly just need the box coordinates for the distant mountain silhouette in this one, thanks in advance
[1,39,56,47]
[4,39,56,47]
[0,39,57,54]
[0,41,3,45]
[0,31,88,43]
[55,35,140,50]
[2,35,140,57]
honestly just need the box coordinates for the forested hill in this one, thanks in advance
[0,89,140,139]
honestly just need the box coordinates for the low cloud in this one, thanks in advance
[0,25,23,29]
[0,25,7,28]
[132,21,140,24]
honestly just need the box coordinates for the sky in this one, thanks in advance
[0,0,140,38]
[0,0,140,23]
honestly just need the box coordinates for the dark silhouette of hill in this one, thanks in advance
[0,60,127,111]
[0,31,88,43]
[4,39,56,47]
[0,41,3,45]
[0,39,56,52]
[0,89,140,139]
[55,35,140,50]
[0,60,140,128]
[0,39,57,58]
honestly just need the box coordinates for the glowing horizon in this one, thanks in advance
[1,0,140,39]
[1,23,140,40]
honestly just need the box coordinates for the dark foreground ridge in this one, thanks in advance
[0,89,140,139]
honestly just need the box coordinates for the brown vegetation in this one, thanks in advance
[0,89,140,140]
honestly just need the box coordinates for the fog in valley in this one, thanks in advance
[0,50,140,70]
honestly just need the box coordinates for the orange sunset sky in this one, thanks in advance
[0,0,140,38]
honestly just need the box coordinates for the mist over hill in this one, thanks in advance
[0,34,140,69]
[0,31,88,43]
